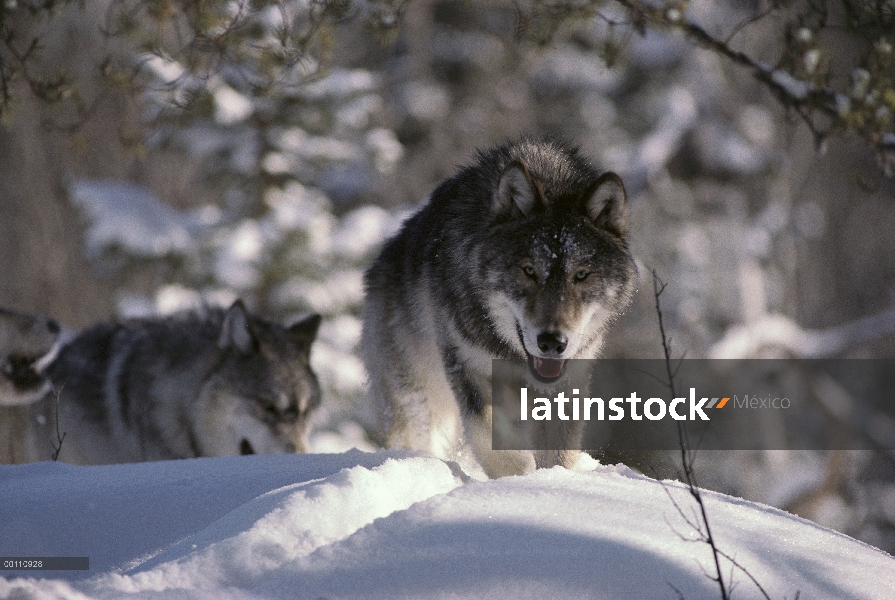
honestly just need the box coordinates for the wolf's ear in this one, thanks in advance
[289,314,322,350]
[493,160,541,220]
[219,300,258,355]
[586,172,628,237]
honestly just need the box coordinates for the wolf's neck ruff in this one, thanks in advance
[362,136,637,478]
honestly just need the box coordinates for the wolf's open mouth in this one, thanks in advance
[527,356,566,384]
[4,355,44,390]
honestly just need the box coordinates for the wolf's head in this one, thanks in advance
[197,301,322,456]
[0,308,65,406]
[478,144,637,383]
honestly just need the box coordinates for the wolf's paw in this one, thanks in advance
[569,452,601,472]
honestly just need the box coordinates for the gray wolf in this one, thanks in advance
[362,137,637,478]
[0,308,65,407]
[22,300,321,465]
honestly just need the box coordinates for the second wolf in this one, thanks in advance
[363,138,637,478]
[25,301,321,464]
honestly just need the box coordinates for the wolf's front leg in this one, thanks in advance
[463,406,536,478]
[532,416,587,469]
[533,449,587,469]
[383,388,462,461]
[444,349,537,478]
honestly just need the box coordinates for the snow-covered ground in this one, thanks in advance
[2,451,892,599]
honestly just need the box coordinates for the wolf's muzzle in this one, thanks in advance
[536,331,567,355]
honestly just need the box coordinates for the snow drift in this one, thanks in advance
[1,451,892,599]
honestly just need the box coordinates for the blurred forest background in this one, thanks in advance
[2,0,895,552]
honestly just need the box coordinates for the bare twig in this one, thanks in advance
[723,3,778,45]
[715,546,773,600]
[652,268,796,600]
[652,268,730,600]
[50,386,66,462]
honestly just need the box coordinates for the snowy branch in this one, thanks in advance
[612,0,894,170]
[708,308,895,359]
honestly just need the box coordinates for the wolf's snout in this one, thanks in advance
[537,331,568,355]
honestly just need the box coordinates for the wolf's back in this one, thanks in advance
[45,321,121,422]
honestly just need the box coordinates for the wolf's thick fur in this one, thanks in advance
[14,301,321,465]
[363,138,637,478]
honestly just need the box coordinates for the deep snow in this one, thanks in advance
[2,451,893,599]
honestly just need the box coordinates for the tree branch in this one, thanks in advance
[613,0,893,170]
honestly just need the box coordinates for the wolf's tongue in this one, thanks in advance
[533,357,565,379]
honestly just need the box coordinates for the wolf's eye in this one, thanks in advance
[574,269,590,282]
[522,265,537,279]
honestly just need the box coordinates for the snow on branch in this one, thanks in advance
[612,0,895,173]
[709,308,895,359]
